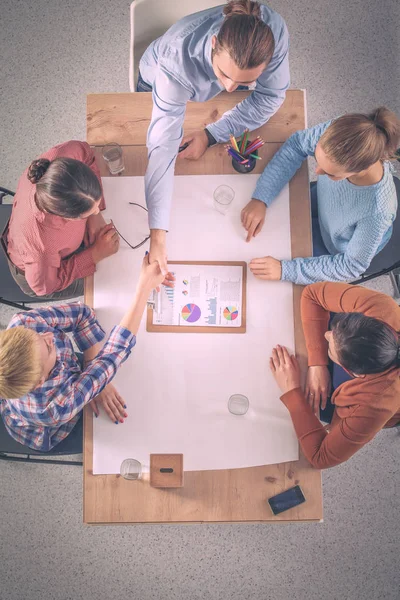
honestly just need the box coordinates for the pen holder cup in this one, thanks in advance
[231,150,258,174]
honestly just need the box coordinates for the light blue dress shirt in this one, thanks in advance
[252,121,398,284]
[139,4,290,230]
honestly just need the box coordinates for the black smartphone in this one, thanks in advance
[268,485,306,515]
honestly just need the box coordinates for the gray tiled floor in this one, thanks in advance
[1,2,399,599]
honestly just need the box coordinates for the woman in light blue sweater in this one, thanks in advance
[242,107,400,285]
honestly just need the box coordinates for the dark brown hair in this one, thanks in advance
[331,313,400,375]
[320,107,400,173]
[28,157,102,219]
[215,0,275,70]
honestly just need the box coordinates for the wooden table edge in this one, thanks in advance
[83,518,323,526]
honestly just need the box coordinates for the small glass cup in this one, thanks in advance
[120,458,142,480]
[102,143,125,175]
[213,185,235,215]
[228,394,249,416]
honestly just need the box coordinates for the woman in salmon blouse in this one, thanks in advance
[4,140,119,299]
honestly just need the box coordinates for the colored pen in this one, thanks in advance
[230,135,240,153]
[241,129,249,154]
[227,148,246,162]
[226,144,244,159]
[227,147,243,159]
[245,143,264,155]
[228,148,248,163]
[245,141,261,153]
[245,137,262,151]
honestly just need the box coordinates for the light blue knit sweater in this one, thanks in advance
[252,121,398,285]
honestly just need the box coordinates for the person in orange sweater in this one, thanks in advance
[270,282,400,469]
[4,141,119,299]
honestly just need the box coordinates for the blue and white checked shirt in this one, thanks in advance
[0,304,136,451]
[139,3,290,231]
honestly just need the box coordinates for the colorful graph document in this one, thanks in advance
[151,263,245,329]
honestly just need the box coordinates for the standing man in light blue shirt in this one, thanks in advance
[137,0,290,274]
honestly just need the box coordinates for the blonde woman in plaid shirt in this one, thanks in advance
[0,258,173,451]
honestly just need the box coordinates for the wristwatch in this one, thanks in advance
[204,128,217,147]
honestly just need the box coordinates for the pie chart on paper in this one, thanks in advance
[181,303,201,323]
[223,306,239,321]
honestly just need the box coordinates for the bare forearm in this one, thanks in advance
[120,288,149,336]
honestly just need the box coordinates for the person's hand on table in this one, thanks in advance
[91,223,120,263]
[241,199,267,242]
[85,212,107,246]
[90,383,127,424]
[178,130,209,161]
[149,230,174,289]
[249,256,282,281]
[305,366,332,415]
[270,345,301,394]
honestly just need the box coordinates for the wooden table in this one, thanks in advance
[84,90,322,524]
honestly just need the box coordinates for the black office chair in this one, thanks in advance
[0,415,83,465]
[353,175,400,289]
[0,187,84,465]
[0,186,63,310]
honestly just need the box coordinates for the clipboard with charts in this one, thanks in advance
[146,261,247,333]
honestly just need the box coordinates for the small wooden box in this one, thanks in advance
[150,454,184,488]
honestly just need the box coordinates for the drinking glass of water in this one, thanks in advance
[102,143,125,175]
[213,185,235,215]
[120,458,142,480]
[228,394,249,416]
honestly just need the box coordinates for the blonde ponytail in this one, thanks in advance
[369,106,400,159]
[320,107,400,172]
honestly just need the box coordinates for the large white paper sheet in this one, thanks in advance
[93,175,299,474]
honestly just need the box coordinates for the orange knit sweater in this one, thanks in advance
[281,282,400,469]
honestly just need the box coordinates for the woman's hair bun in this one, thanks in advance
[368,106,400,157]
[27,158,51,184]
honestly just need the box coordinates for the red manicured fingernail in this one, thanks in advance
[120,419,124,423]
[124,413,128,417]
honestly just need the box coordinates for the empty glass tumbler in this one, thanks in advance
[120,458,142,480]
[102,143,125,175]
[228,394,249,416]
[213,185,235,215]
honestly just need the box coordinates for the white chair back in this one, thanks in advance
[129,0,222,91]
